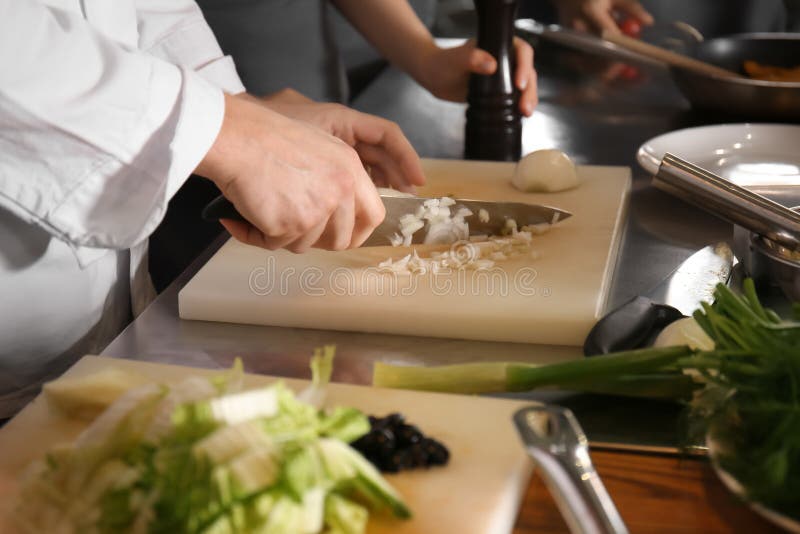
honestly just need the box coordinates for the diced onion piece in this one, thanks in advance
[521,223,551,235]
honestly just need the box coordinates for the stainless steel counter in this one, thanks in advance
[104,39,751,452]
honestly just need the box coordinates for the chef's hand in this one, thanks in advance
[416,38,538,117]
[195,94,385,253]
[557,0,653,35]
[255,90,426,194]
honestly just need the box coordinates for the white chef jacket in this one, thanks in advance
[0,0,245,417]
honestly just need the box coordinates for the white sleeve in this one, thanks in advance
[135,0,246,94]
[0,0,225,261]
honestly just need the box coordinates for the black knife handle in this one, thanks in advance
[202,194,248,223]
[583,296,685,356]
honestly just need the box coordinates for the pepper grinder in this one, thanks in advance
[464,0,522,161]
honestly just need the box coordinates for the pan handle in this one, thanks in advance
[654,153,800,250]
[515,19,663,68]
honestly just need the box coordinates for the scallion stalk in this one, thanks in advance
[373,346,694,399]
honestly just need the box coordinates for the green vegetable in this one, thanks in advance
[14,351,406,533]
[373,346,695,400]
[325,493,368,534]
[299,344,337,409]
[372,279,800,520]
[687,280,800,520]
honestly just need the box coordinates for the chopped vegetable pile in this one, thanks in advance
[14,352,411,534]
[351,413,449,473]
[373,280,800,519]
[380,196,550,275]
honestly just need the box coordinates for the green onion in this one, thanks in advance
[373,346,694,399]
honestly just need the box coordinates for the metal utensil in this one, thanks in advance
[515,18,662,68]
[601,30,742,79]
[583,242,733,356]
[202,193,572,247]
[749,230,800,302]
[654,153,800,251]
[514,406,628,534]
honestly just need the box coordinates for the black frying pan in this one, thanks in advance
[671,33,800,120]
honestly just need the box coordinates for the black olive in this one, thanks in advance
[370,427,396,448]
[381,462,399,473]
[395,424,423,447]
[407,443,429,467]
[426,440,450,466]
[385,413,405,428]
[357,413,449,472]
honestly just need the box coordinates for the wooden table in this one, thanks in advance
[514,451,783,533]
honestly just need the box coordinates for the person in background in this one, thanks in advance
[200,0,538,114]
[555,0,654,34]
[556,0,800,36]
[0,0,424,418]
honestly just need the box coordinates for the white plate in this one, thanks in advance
[637,124,800,187]
[707,435,800,533]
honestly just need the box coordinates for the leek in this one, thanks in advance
[373,346,695,400]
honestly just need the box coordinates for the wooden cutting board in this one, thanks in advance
[179,158,630,346]
[0,356,537,534]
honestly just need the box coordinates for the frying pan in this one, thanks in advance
[671,33,800,119]
[515,20,800,120]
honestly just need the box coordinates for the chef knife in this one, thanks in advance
[583,242,734,356]
[202,193,572,247]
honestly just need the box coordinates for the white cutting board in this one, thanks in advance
[0,356,537,534]
[180,158,630,346]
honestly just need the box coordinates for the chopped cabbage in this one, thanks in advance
[13,353,408,534]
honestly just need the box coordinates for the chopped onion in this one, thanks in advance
[377,196,547,274]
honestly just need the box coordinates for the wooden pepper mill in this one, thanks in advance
[464,0,522,161]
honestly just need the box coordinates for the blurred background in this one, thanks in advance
[335,0,798,99]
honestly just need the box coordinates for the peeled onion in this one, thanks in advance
[511,149,580,193]
[653,317,715,351]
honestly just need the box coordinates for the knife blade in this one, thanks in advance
[202,194,572,248]
[583,242,734,356]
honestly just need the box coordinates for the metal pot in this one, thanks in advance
[653,154,800,303]
[735,218,800,302]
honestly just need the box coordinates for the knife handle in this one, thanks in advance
[583,296,685,356]
[202,194,248,223]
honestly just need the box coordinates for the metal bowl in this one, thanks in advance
[748,232,800,302]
